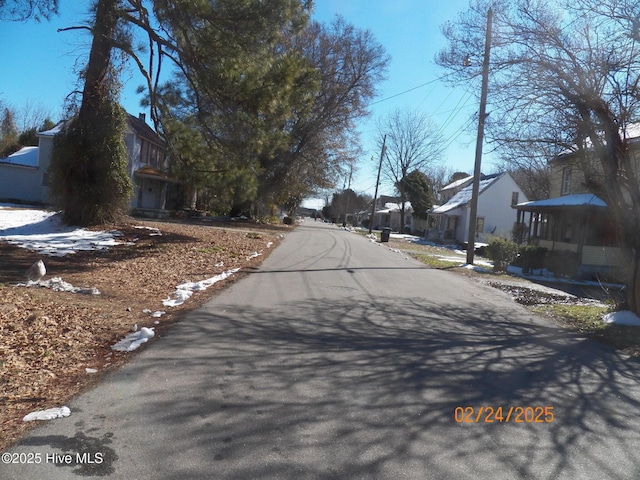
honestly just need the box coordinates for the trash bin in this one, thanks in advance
[380,227,391,243]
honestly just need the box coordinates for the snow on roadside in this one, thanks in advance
[602,311,640,326]
[162,268,241,307]
[111,327,155,352]
[0,206,124,256]
[23,406,71,422]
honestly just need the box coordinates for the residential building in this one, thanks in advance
[428,172,528,244]
[515,146,630,279]
[372,200,413,233]
[0,113,177,216]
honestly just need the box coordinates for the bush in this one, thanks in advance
[282,216,294,225]
[545,250,579,278]
[486,238,519,272]
[518,245,547,274]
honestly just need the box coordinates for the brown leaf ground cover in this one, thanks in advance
[0,217,289,451]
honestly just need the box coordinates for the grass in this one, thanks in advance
[531,304,640,356]
[198,245,226,254]
[530,304,607,332]
[374,233,640,357]
[414,254,462,269]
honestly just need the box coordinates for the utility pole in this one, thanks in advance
[369,135,387,234]
[343,163,353,227]
[466,7,493,265]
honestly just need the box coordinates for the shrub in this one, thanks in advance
[486,238,519,272]
[518,245,547,274]
[545,250,579,278]
[511,222,529,244]
[282,216,294,225]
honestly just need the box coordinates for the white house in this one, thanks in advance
[0,146,46,204]
[0,113,176,216]
[428,172,528,244]
[372,201,413,232]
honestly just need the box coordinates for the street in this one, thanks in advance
[3,220,640,479]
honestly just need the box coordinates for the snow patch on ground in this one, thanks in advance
[462,263,492,273]
[163,268,241,307]
[111,327,155,352]
[134,225,162,236]
[23,406,71,422]
[602,311,640,326]
[18,277,101,295]
[0,205,124,256]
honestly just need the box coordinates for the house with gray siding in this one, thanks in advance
[0,113,176,215]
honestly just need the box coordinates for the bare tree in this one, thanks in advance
[492,142,552,201]
[378,108,445,229]
[0,0,58,21]
[438,0,640,315]
[15,100,54,132]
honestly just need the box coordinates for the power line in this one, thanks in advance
[369,73,455,106]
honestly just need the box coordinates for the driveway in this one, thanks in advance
[2,221,640,479]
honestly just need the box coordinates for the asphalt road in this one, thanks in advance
[3,220,640,479]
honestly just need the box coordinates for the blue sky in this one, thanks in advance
[0,0,489,205]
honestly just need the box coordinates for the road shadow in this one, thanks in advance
[36,295,640,479]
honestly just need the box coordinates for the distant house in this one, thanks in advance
[428,172,528,244]
[515,145,630,279]
[0,113,177,216]
[372,201,413,232]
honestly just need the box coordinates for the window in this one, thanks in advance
[561,167,572,195]
[511,192,519,206]
[476,217,485,235]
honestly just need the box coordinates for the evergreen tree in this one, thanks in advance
[399,170,434,220]
[0,108,19,157]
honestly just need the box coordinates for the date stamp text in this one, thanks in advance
[454,406,554,423]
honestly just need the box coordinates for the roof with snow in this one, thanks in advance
[432,173,504,214]
[376,202,412,214]
[439,175,473,192]
[516,193,607,211]
[0,146,39,167]
[37,121,66,137]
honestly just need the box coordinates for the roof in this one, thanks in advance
[134,165,178,183]
[37,115,164,146]
[516,193,607,211]
[37,121,66,137]
[376,202,412,214]
[432,173,504,214]
[0,146,39,167]
[127,114,164,145]
[440,175,473,192]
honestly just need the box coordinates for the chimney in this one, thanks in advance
[138,112,146,123]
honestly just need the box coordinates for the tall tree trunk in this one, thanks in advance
[627,247,640,314]
[79,0,119,121]
[51,0,132,226]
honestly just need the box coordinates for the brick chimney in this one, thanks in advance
[139,112,146,122]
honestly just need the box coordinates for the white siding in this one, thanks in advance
[475,174,528,242]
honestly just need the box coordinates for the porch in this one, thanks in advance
[515,194,628,279]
